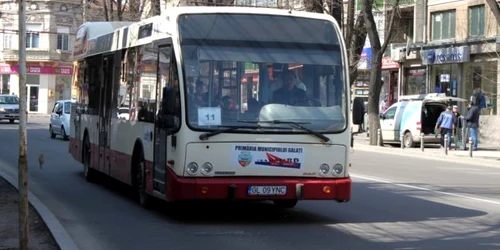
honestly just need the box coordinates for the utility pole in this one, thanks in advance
[17,0,29,248]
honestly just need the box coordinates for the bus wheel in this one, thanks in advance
[135,159,152,209]
[83,137,96,182]
[273,199,298,209]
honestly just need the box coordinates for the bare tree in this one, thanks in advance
[152,0,161,16]
[485,0,500,25]
[87,0,140,21]
[362,0,400,145]
[304,0,367,87]
[345,0,367,87]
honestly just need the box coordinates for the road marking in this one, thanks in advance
[351,173,500,206]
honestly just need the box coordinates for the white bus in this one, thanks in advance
[69,7,360,209]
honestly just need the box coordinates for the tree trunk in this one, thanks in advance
[485,0,500,25]
[152,0,161,16]
[329,0,343,30]
[367,53,383,145]
[103,0,110,21]
[363,0,400,145]
[117,0,123,21]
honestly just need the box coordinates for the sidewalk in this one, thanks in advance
[353,133,500,166]
[0,176,59,249]
[0,168,79,250]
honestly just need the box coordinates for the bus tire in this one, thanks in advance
[273,199,298,209]
[133,149,152,209]
[83,135,96,182]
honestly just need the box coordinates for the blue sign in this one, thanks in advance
[358,48,372,70]
[421,46,470,65]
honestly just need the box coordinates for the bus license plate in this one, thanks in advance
[248,186,287,196]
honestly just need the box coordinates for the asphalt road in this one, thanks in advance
[1,120,499,250]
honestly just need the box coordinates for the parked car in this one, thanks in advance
[379,93,467,147]
[49,100,73,140]
[0,94,20,124]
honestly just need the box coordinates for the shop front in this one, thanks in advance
[381,56,399,106]
[420,45,470,98]
[463,59,498,115]
[0,63,73,113]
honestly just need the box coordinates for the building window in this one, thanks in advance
[469,5,485,37]
[431,10,456,40]
[26,24,41,49]
[3,34,12,49]
[57,26,70,51]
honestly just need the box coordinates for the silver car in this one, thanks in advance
[0,95,20,124]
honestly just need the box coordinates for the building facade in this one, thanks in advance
[390,0,500,145]
[0,0,83,113]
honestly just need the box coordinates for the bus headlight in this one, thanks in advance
[332,164,343,175]
[186,162,198,175]
[201,162,213,175]
[319,163,330,176]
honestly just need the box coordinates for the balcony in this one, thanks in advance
[1,49,72,62]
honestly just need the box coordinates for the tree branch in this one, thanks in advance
[381,0,401,53]
[485,0,500,25]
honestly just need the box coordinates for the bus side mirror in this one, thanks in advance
[352,97,364,125]
[379,113,385,119]
[160,115,175,129]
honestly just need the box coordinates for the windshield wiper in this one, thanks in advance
[239,119,331,143]
[199,125,260,141]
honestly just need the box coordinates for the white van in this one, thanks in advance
[379,93,467,147]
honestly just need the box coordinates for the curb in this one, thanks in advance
[0,168,80,250]
[352,143,500,168]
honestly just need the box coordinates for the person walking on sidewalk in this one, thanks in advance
[435,104,456,149]
[465,101,481,151]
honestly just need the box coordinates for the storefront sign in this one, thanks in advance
[382,57,400,69]
[420,46,470,65]
[0,64,73,75]
[358,48,372,70]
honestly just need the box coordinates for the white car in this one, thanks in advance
[0,95,20,123]
[49,100,73,140]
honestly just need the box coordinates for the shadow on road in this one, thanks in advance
[2,126,499,250]
[84,170,488,225]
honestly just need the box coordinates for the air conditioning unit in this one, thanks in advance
[390,43,406,62]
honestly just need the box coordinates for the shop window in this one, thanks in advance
[404,68,426,95]
[431,10,456,40]
[464,63,497,115]
[469,5,485,37]
[26,24,41,49]
[57,26,70,51]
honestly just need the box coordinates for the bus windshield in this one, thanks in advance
[179,14,346,133]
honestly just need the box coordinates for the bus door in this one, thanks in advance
[153,42,172,195]
[98,54,114,174]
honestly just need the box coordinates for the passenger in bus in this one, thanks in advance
[221,95,237,111]
[272,71,307,105]
[194,78,208,106]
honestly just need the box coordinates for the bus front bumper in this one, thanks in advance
[166,168,351,201]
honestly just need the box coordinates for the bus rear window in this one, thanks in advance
[178,14,340,46]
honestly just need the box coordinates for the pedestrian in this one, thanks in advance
[465,101,481,151]
[452,105,462,150]
[435,104,456,149]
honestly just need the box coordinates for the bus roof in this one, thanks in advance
[72,7,339,61]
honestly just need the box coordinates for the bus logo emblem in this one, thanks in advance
[237,152,253,167]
